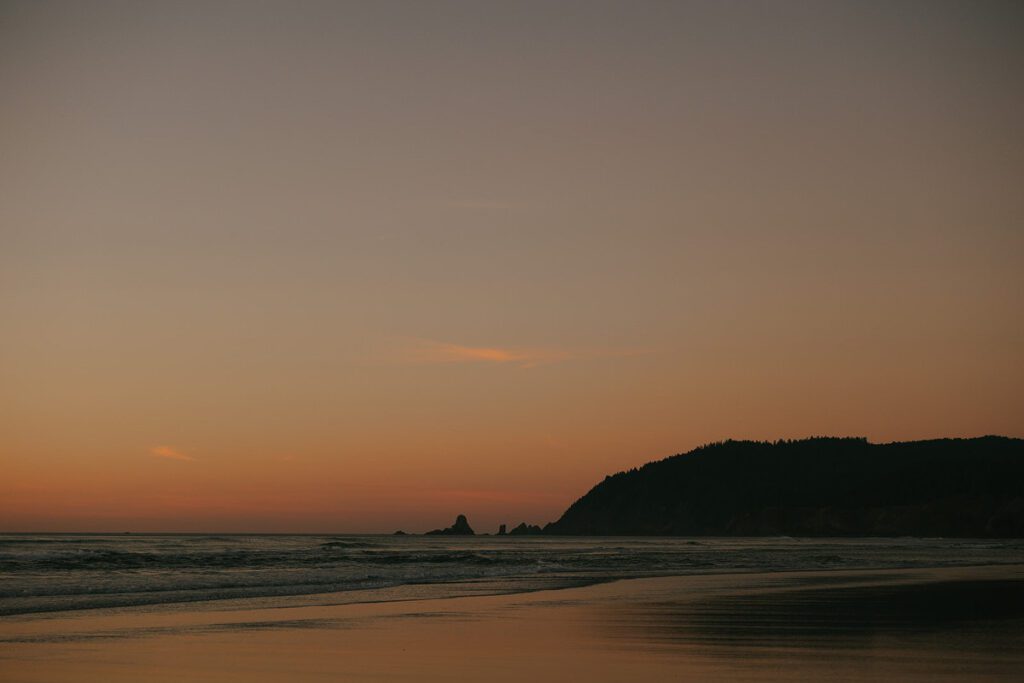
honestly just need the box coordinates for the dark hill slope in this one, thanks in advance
[544,437,1024,537]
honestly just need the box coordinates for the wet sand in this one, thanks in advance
[2,564,1023,682]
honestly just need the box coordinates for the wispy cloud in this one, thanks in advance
[150,446,195,462]
[392,339,651,369]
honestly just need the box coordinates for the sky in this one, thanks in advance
[1,1,1022,533]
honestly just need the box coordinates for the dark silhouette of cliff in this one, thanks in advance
[426,514,475,535]
[543,437,1024,537]
[508,522,543,535]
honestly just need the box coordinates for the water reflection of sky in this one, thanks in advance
[600,572,1024,680]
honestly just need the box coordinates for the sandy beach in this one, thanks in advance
[2,564,1022,682]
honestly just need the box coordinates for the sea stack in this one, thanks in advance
[425,514,476,535]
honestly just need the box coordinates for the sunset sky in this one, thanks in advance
[2,1,1022,532]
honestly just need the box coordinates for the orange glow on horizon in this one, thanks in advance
[1,2,1022,532]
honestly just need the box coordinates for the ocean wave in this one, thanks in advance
[2,535,1022,618]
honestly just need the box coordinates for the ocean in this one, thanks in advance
[3,534,1023,617]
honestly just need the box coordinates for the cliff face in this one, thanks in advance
[543,437,1024,537]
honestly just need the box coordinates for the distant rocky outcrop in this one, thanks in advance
[392,530,407,535]
[497,524,507,535]
[543,437,1024,538]
[508,522,543,535]
[425,514,475,535]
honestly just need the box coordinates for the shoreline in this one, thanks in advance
[3,564,1024,681]
[6,552,1024,619]
[6,556,1024,620]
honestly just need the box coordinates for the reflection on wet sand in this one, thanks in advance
[1,566,1022,682]
[603,568,1024,681]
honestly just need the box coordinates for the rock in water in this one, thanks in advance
[425,514,476,535]
[451,514,474,534]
